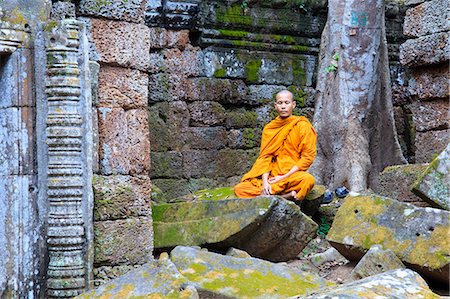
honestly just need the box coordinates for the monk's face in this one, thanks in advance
[274,92,296,119]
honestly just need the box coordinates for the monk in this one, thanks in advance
[234,90,317,203]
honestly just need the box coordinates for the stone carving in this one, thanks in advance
[44,19,92,298]
[146,0,200,29]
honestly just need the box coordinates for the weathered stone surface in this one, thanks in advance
[97,65,148,109]
[163,46,203,76]
[153,197,276,248]
[186,78,249,104]
[188,101,226,126]
[150,151,183,179]
[327,194,450,284]
[226,247,252,258]
[94,218,153,265]
[93,264,140,287]
[51,1,76,20]
[182,150,219,179]
[225,109,260,128]
[309,247,348,267]
[171,246,333,299]
[415,129,450,163]
[350,245,405,280]
[403,0,449,37]
[181,127,227,150]
[76,259,198,299]
[79,0,145,23]
[149,28,190,49]
[98,108,150,175]
[291,269,439,299]
[412,143,450,210]
[151,178,190,203]
[148,73,190,102]
[300,184,325,216]
[92,175,152,221]
[148,101,189,151]
[90,19,154,71]
[377,164,430,206]
[408,99,449,132]
[400,32,450,67]
[408,64,449,99]
[247,84,285,105]
[227,128,262,149]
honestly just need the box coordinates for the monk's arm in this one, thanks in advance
[296,124,317,171]
[268,166,299,184]
[261,172,272,195]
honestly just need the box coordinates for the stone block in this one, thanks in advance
[408,64,449,99]
[247,84,285,105]
[89,61,100,106]
[377,164,430,206]
[153,196,276,248]
[97,65,148,109]
[403,0,449,38]
[79,0,145,23]
[309,247,348,267]
[227,128,262,149]
[90,19,154,72]
[171,246,332,298]
[188,101,226,126]
[150,151,183,179]
[216,148,257,177]
[226,247,251,258]
[173,186,236,202]
[163,46,203,76]
[185,78,249,105]
[412,143,450,210]
[148,73,189,102]
[182,150,218,178]
[148,28,190,49]
[93,264,139,287]
[151,178,190,202]
[94,218,153,266]
[350,245,405,280]
[408,99,449,132]
[98,108,150,175]
[225,109,260,129]
[76,259,198,299]
[415,129,450,163]
[181,127,227,150]
[51,1,76,20]
[400,32,450,67]
[327,194,450,284]
[300,184,326,216]
[92,175,152,221]
[291,269,438,299]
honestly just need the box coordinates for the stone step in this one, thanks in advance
[326,194,450,285]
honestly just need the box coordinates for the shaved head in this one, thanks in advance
[276,90,294,101]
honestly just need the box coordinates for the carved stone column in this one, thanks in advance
[43,19,93,298]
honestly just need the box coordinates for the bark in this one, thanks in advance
[310,0,406,192]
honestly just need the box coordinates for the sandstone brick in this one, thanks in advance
[188,101,226,126]
[148,73,190,102]
[79,0,145,23]
[247,84,285,105]
[227,128,262,149]
[182,127,227,150]
[94,218,153,265]
[404,0,449,37]
[225,109,260,129]
[408,64,449,99]
[407,99,450,132]
[150,151,183,179]
[182,150,218,178]
[148,28,190,49]
[98,108,150,175]
[400,32,450,67]
[377,164,431,207]
[415,129,450,162]
[151,178,190,202]
[185,78,249,104]
[93,175,152,221]
[163,46,203,76]
[98,65,148,109]
[216,148,258,177]
[90,19,154,72]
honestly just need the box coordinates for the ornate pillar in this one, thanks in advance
[43,19,93,298]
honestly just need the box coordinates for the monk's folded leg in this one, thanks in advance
[284,171,315,200]
[234,180,262,198]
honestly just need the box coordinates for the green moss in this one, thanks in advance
[44,20,58,32]
[218,29,249,39]
[213,68,226,78]
[216,5,253,26]
[292,58,306,85]
[287,85,307,107]
[8,7,27,25]
[244,59,262,83]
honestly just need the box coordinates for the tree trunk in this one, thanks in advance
[310,0,406,192]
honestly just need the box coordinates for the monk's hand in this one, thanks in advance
[268,175,285,184]
[261,180,272,195]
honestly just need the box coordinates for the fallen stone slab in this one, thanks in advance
[226,247,251,258]
[412,143,450,210]
[75,258,198,299]
[327,194,450,284]
[154,196,318,262]
[290,269,440,299]
[377,164,430,207]
[309,247,348,268]
[171,246,334,299]
[350,244,405,280]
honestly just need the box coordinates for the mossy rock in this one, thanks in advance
[75,259,198,299]
[327,194,450,285]
[171,246,334,299]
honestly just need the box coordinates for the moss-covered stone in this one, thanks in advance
[153,197,276,248]
[75,259,198,299]
[225,109,259,128]
[171,246,333,299]
[293,269,440,299]
[327,194,450,284]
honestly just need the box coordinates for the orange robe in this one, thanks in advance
[234,115,317,200]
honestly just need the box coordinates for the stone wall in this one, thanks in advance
[399,0,449,163]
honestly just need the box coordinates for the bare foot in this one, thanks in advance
[280,191,298,201]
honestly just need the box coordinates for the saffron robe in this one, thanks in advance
[234,115,317,200]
